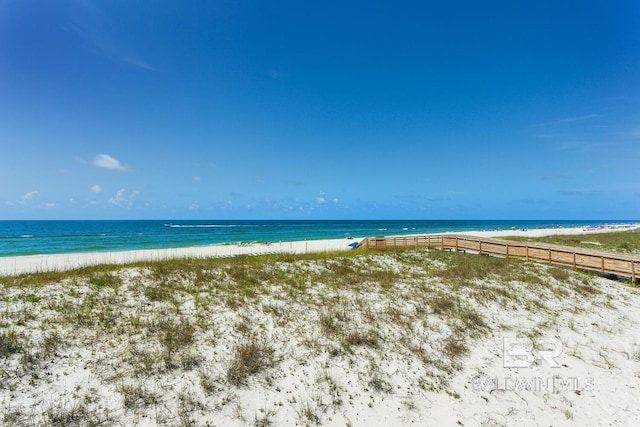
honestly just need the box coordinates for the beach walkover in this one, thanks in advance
[357,234,640,282]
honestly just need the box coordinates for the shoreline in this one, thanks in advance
[1,224,638,276]
[2,225,640,425]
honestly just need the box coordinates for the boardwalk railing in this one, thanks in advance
[357,234,639,282]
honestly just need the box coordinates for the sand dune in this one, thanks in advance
[1,226,639,426]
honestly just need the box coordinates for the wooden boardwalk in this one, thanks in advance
[357,234,639,282]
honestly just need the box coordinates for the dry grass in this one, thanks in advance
[0,245,618,425]
[226,339,275,386]
[500,229,640,254]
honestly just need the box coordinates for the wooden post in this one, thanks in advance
[632,261,636,283]
[573,252,576,268]
[526,244,529,261]
[601,256,605,272]
[548,248,551,263]
[455,238,459,252]
[479,241,482,255]
[506,244,509,258]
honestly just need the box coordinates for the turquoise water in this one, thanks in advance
[0,220,636,257]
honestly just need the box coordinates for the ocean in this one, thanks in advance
[0,220,635,257]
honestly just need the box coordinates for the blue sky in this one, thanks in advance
[1,0,639,220]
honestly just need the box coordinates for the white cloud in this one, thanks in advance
[109,189,126,205]
[44,203,57,209]
[315,191,327,204]
[21,191,38,201]
[189,201,200,211]
[93,154,127,171]
[332,198,339,204]
[193,176,201,182]
[109,188,138,206]
[91,185,103,193]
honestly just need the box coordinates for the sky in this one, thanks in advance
[1,0,639,220]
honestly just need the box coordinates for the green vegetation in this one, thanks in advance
[226,339,276,386]
[500,230,640,254]
[0,246,613,425]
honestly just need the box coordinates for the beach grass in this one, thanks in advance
[499,229,640,254]
[0,245,632,425]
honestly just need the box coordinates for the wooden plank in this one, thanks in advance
[510,246,528,257]
[575,254,604,270]
[483,242,508,256]
[528,247,550,262]
[550,251,575,266]
[356,233,640,280]
[459,240,480,252]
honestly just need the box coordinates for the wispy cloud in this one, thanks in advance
[315,191,327,205]
[108,189,126,206]
[93,154,127,171]
[312,192,340,208]
[91,185,102,193]
[554,114,601,124]
[314,192,339,205]
[71,0,155,71]
[21,191,38,201]
[394,192,454,203]
[562,187,603,196]
[542,174,570,181]
[93,40,155,71]
[108,188,139,206]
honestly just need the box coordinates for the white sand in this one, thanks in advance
[1,224,637,276]
[460,223,640,239]
[1,224,640,426]
[0,238,353,276]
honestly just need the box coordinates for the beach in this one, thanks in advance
[1,224,638,276]
[1,225,639,426]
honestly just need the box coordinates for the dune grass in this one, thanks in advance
[499,229,640,254]
[0,246,612,425]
